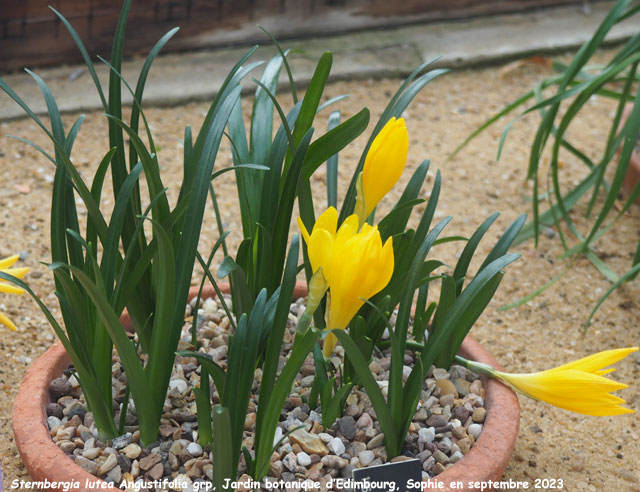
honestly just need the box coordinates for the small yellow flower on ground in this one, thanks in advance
[0,254,29,331]
[492,347,638,416]
[355,117,409,224]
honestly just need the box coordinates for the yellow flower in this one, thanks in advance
[0,254,29,331]
[494,347,638,416]
[298,209,395,357]
[355,117,409,224]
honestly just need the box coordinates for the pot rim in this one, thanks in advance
[13,283,519,492]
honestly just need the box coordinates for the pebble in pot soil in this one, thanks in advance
[47,296,487,491]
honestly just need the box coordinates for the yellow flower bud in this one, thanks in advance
[355,117,409,223]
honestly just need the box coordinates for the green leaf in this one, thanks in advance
[326,111,341,208]
[422,254,520,369]
[212,406,233,490]
[254,327,320,480]
[333,330,398,456]
[302,108,370,179]
[178,351,226,398]
[56,264,157,444]
[453,212,499,294]
[256,235,300,447]
[193,368,212,446]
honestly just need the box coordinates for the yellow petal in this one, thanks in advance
[323,331,339,359]
[0,311,17,331]
[548,347,638,375]
[1,267,29,280]
[297,217,311,246]
[313,207,338,235]
[0,283,25,295]
[0,255,19,270]
[308,229,334,275]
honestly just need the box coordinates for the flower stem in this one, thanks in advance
[453,355,498,378]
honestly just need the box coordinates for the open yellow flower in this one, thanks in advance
[355,117,409,224]
[491,347,638,416]
[298,209,394,357]
[0,254,29,331]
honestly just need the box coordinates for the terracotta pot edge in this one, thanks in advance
[14,282,518,492]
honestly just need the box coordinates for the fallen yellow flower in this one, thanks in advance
[355,117,409,224]
[460,347,638,416]
[0,254,29,331]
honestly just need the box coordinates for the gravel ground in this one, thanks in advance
[1,48,639,491]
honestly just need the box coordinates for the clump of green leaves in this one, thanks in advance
[452,0,640,324]
[0,0,255,444]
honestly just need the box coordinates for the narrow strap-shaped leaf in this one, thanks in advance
[283,52,332,177]
[251,52,286,165]
[144,221,176,420]
[271,129,314,292]
[193,369,212,446]
[453,212,500,295]
[178,351,227,398]
[395,217,452,352]
[302,108,369,180]
[57,264,156,444]
[129,27,179,166]
[212,406,233,490]
[64,115,85,155]
[478,214,526,272]
[49,6,107,110]
[259,26,298,104]
[421,254,520,370]
[101,163,143,298]
[254,328,320,479]
[333,330,398,455]
[192,50,261,166]
[326,111,341,208]
[256,234,299,443]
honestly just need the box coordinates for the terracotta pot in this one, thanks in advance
[13,283,519,492]
[620,105,640,204]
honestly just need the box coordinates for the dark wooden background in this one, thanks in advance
[0,0,599,72]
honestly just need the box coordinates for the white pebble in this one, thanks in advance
[318,432,333,443]
[169,379,188,394]
[327,437,345,455]
[203,298,218,313]
[468,423,483,440]
[186,442,203,457]
[418,427,435,443]
[296,452,311,467]
[47,416,62,430]
[358,450,375,466]
[449,450,464,463]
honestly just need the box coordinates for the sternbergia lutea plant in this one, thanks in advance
[0,0,261,444]
[289,115,526,457]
